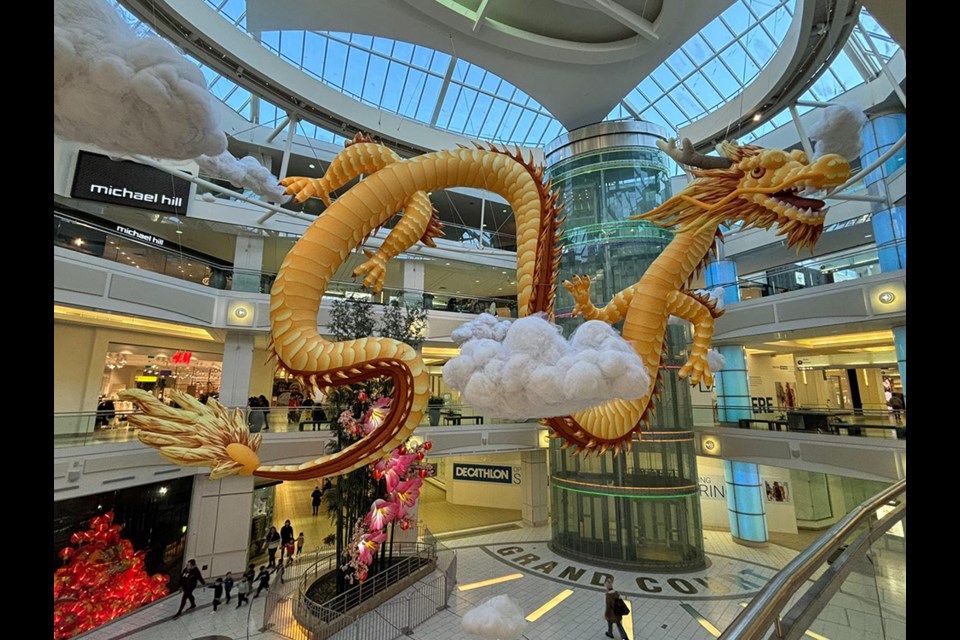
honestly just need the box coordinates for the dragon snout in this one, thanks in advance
[807,153,851,187]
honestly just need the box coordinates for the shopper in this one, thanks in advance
[223,571,234,604]
[235,578,249,608]
[173,559,206,618]
[296,532,305,556]
[254,565,271,597]
[208,577,224,612]
[311,485,323,516]
[265,526,281,568]
[243,563,256,593]
[603,577,627,639]
[280,520,295,562]
[890,394,904,423]
[248,396,266,433]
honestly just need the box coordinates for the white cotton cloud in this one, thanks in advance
[197,152,289,203]
[54,0,227,159]
[707,349,726,372]
[807,103,867,161]
[443,314,651,419]
[461,595,527,640]
[668,287,725,326]
[451,313,513,344]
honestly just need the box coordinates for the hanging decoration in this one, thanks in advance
[53,512,169,640]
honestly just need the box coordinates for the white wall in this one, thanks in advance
[697,457,797,534]
[746,353,798,416]
[442,453,523,510]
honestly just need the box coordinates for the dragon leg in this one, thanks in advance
[666,290,719,386]
[562,274,635,324]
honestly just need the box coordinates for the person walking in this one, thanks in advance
[296,532,305,556]
[223,571,234,604]
[265,526,281,568]
[208,577,224,612]
[280,520,295,562]
[243,563,256,596]
[173,559,206,618]
[235,577,249,608]
[603,577,628,639]
[254,565,271,597]
[311,485,323,516]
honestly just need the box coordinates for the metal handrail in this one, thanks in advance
[718,478,906,639]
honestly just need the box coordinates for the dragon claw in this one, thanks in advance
[353,255,388,293]
[679,355,714,386]
[562,274,592,316]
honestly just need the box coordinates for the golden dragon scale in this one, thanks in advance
[256,145,561,479]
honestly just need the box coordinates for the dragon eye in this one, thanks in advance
[751,167,766,179]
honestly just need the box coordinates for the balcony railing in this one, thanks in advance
[738,246,882,300]
[719,479,906,639]
[55,211,519,314]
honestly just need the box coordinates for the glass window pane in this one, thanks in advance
[651,64,679,90]
[392,41,414,63]
[371,36,393,56]
[410,45,432,69]
[303,32,326,77]
[447,87,475,131]
[670,85,703,119]
[722,1,755,35]
[701,58,739,99]
[430,51,452,74]
[479,100,508,138]
[261,31,280,51]
[828,49,865,89]
[666,50,695,79]
[654,97,685,124]
[495,104,523,140]
[415,74,443,122]
[721,44,760,83]
[763,6,794,42]
[683,34,714,65]
[465,64,486,88]
[465,93,493,136]
[700,18,733,51]
[324,39,349,88]
[637,77,662,103]
[380,63,407,112]
[397,68,426,118]
[744,31,776,66]
[343,48,368,97]
[350,33,373,49]
[279,31,305,65]
[362,55,389,103]
[686,72,723,112]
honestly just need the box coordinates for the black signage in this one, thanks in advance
[453,463,513,484]
[71,151,191,215]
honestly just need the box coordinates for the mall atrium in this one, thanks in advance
[53,0,906,639]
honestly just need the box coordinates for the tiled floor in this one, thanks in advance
[83,522,905,640]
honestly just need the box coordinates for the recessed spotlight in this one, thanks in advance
[753,113,762,121]
[176,229,183,234]
[878,291,896,304]
[445,262,451,266]
[309,163,316,169]
[121,252,126,255]
[865,234,873,238]
[475,280,480,283]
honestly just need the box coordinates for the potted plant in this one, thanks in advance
[428,396,445,426]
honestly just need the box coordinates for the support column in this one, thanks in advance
[863,112,906,271]
[402,259,426,308]
[704,259,741,304]
[723,460,768,545]
[232,234,265,293]
[893,325,906,402]
[185,475,256,578]
[521,450,548,526]
[714,346,751,424]
[219,331,256,409]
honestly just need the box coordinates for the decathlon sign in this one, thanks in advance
[71,151,191,214]
[453,463,513,484]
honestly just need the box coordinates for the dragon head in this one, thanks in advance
[636,138,851,251]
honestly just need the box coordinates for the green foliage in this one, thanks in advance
[323,296,431,589]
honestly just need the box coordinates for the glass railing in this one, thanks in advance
[719,479,905,639]
[737,247,883,301]
[54,402,543,450]
[692,403,906,439]
[54,212,519,314]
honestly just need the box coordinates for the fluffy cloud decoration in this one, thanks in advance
[668,287,725,326]
[443,314,651,419]
[461,595,527,640]
[707,349,726,373]
[197,152,289,203]
[806,103,867,161]
[54,0,227,159]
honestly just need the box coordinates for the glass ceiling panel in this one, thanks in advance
[105,1,898,164]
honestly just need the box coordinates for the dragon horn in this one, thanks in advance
[657,138,733,169]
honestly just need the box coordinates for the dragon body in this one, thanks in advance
[552,141,850,453]
[125,135,849,478]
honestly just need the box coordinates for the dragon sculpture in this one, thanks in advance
[123,133,849,478]
[550,138,850,453]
